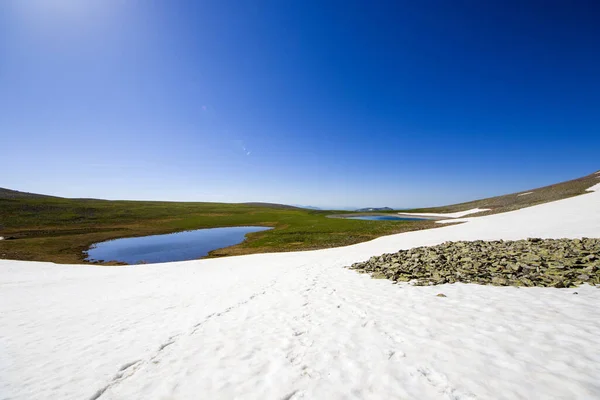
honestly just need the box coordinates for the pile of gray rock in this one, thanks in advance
[347,238,600,287]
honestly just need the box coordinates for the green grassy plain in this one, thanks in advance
[0,196,435,264]
[2,170,596,264]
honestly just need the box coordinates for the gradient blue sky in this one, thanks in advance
[1,1,599,209]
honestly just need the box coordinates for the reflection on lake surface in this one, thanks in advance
[85,226,272,264]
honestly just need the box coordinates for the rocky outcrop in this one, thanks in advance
[347,238,600,287]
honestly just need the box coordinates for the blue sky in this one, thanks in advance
[1,1,599,209]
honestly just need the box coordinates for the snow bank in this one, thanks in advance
[1,183,600,400]
[436,218,469,224]
[517,191,533,196]
[398,208,490,219]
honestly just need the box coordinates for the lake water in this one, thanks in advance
[344,215,426,221]
[85,226,272,264]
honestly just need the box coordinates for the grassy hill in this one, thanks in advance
[1,170,598,264]
[396,170,600,217]
[0,187,57,200]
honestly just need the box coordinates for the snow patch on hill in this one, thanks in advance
[399,208,490,219]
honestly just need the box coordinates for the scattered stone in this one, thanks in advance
[346,238,600,288]
[436,293,447,297]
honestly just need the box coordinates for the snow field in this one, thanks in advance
[1,182,600,399]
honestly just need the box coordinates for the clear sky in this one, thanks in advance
[1,1,599,209]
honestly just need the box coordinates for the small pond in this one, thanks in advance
[344,215,427,221]
[85,226,272,264]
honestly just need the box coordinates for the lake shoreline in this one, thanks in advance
[328,212,439,220]
[85,226,273,265]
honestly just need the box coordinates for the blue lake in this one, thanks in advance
[85,226,272,264]
[345,215,426,221]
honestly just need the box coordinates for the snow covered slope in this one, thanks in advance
[398,207,491,219]
[1,183,600,400]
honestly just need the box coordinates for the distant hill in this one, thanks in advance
[292,205,321,210]
[398,170,600,217]
[0,188,59,200]
[239,202,300,210]
[355,207,394,212]
[0,189,299,210]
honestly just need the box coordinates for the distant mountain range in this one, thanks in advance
[355,207,394,212]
